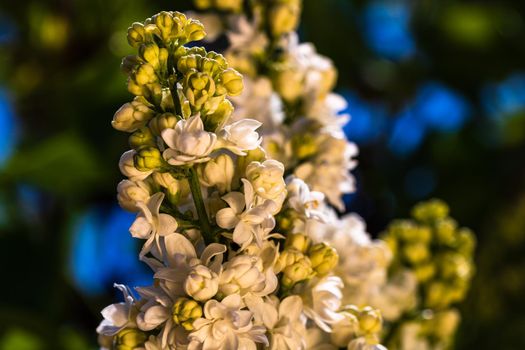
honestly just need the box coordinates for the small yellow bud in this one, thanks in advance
[203,99,234,131]
[276,249,313,288]
[358,307,383,334]
[194,0,212,9]
[134,146,164,171]
[425,281,448,309]
[127,22,146,47]
[129,127,156,149]
[134,63,157,86]
[292,133,318,160]
[272,67,303,102]
[412,199,449,223]
[434,218,457,245]
[184,20,206,43]
[149,113,178,136]
[219,68,244,96]
[414,262,436,282]
[112,99,155,133]
[308,243,339,276]
[285,233,311,253]
[172,297,203,331]
[403,242,430,264]
[114,328,147,350]
[268,1,301,37]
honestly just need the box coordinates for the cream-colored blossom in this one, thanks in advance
[162,114,217,165]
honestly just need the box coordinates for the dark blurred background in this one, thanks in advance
[1,0,524,349]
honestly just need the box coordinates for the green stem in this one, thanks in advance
[188,166,215,244]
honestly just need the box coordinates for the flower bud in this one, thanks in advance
[414,262,436,283]
[308,242,339,276]
[117,180,151,212]
[184,21,206,43]
[285,233,311,253]
[425,281,448,309]
[245,159,286,202]
[276,249,313,288]
[292,133,317,160]
[127,22,146,47]
[184,265,219,301]
[203,99,234,131]
[412,199,449,224]
[134,146,164,171]
[219,68,243,96]
[129,127,156,149]
[149,113,178,136]
[435,218,457,245]
[114,328,147,350]
[172,297,203,331]
[119,150,153,180]
[272,67,303,102]
[200,153,234,193]
[268,1,301,37]
[112,100,155,132]
[358,307,383,334]
[403,242,430,264]
[134,63,157,86]
[153,172,189,203]
[154,11,175,42]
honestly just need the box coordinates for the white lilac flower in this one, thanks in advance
[299,276,345,332]
[219,254,277,298]
[135,284,191,349]
[129,192,178,258]
[245,295,306,350]
[188,294,268,350]
[230,77,284,133]
[215,179,279,248]
[119,150,153,181]
[153,233,226,301]
[245,159,287,210]
[162,114,217,165]
[294,138,358,211]
[308,213,391,307]
[117,179,151,212]
[97,284,138,336]
[217,119,263,155]
[285,176,326,220]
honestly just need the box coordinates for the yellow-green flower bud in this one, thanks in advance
[134,63,157,86]
[139,43,168,72]
[292,133,317,160]
[218,68,243,96]
[121,55,141,75]
[203,99,234,131]
[358,307,383,335]
[403,242,430,264]
[381,235,398,256]
[272,67,303,102]
[184,21,206,43]
[134,146,164,171]
[276,249,313,288]
[412,199,449,224]
[177,54,199,74]
[308,243,339,276]
[285,233,311,253]
[127,22,146,48]
[194,0,212,10]
[114,328,147,350]
[268,1,301,37]
[172,297,203,331]
[149,113,179,136]
[414,262,436,283]
[456,228,475,256]
[425,281,449,309]
[435,218,457,245]
[276,208,300,233]
[112,99,155,133]
[129,127,156,149]
[154,11,176,42]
